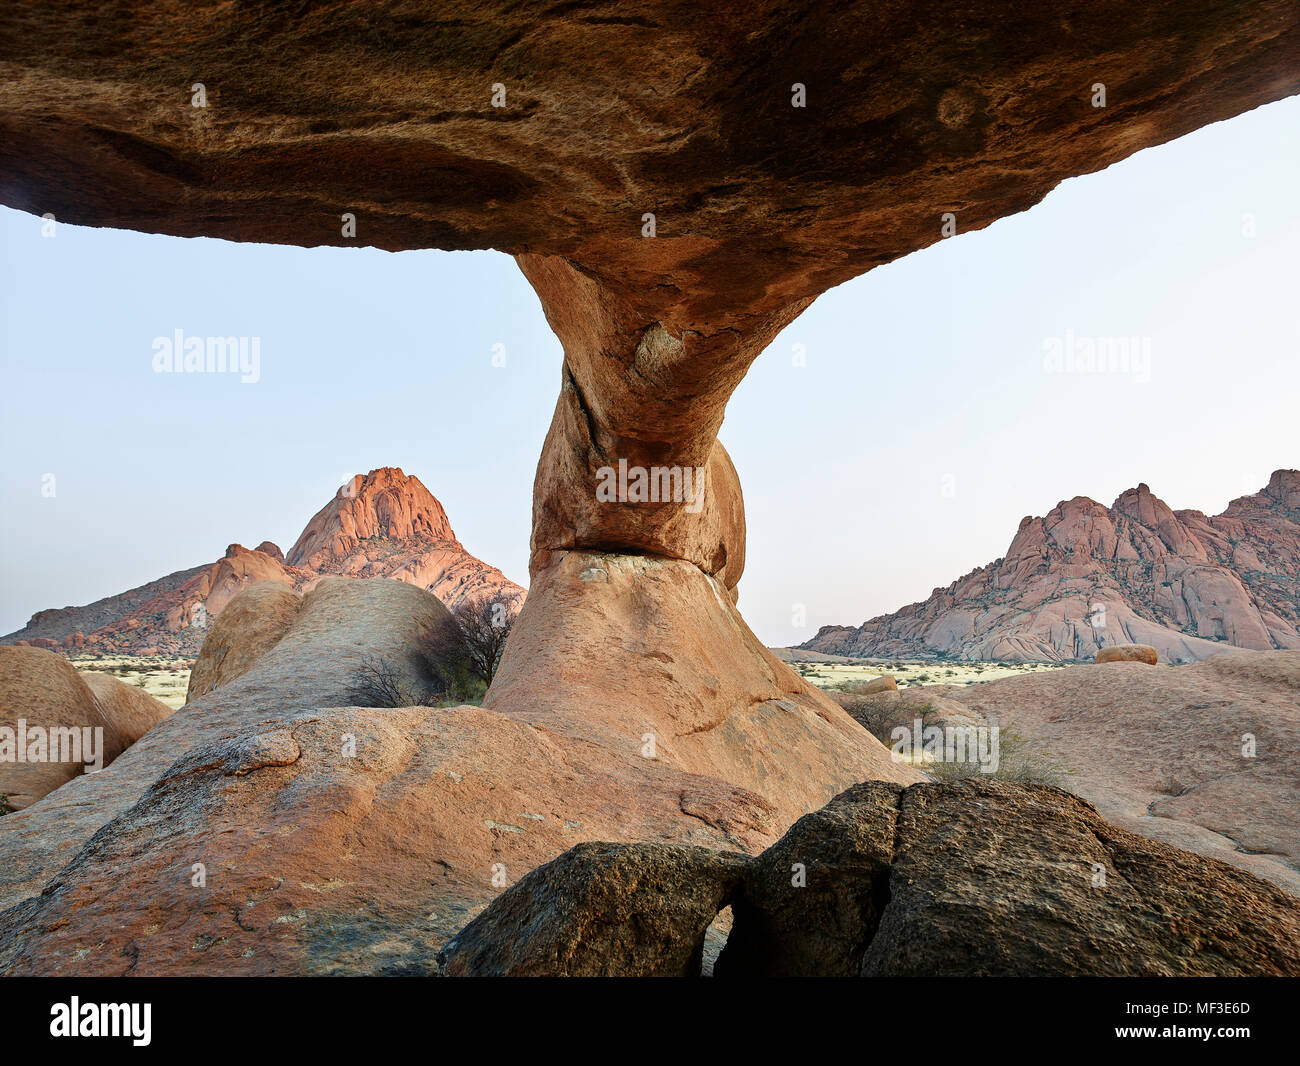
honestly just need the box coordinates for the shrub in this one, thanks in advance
[344,592,519,708]
[346,655,432,708]
[926,727,1069,788]
[844,696,940,743]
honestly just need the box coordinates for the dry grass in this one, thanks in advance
[790,659,1067,689]
[68,655,192,709]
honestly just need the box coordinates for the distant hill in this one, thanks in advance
[803,470,1300,664]
[2,468,523,656]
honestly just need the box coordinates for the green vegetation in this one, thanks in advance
[847,696,942,741]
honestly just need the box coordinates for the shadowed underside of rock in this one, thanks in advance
[2,2,1296,325]
[716,781,901,977]
[1,3,1295,574]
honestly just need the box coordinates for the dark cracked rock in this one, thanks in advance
[861,780,1300,976]
[439,781,1300,977]
[716,781,902,976]
[437,841,752,976]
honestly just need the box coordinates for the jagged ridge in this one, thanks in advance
[803,470,1300,664]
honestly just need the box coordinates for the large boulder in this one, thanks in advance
[439,842,751,976]
[0,705,774,976]
[0,575,837,974]
[486,549,916,816]
[942,650,1300,894]
[862,781,1300,976]
[2,2,1297,977]
[79,672,172,745]
[434,780,1300,977]
[186,581,303,701]
[0,648,125,811]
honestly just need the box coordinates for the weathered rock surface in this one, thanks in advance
[1,2,1294,327]
[439,841,750,976]
[2,468,521,656]
[0,649,169,810]
[862,781,1300,976]
[2,4,1297,976]
[807,473,1300,663]
[1096,643,1159,665]
[3,4,1295,662]
[185,581,303,701]
[920,650,1300,895]
[486,550,916,813]
[0,577,916,974]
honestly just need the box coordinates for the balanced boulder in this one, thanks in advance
[1097,644,1159,665]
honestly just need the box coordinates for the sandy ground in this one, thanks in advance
[69,655,192,709]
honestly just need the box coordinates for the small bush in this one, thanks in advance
[844,697,940,743]
[926,727,1069,789]
[0,794,15,817]
[345,592,519,709]
[346,655,435,708]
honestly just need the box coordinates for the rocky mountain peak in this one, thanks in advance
[804,471,1300,664]
[3,467,521,656]
[1265,469,1300,509]
[287,468,456,570]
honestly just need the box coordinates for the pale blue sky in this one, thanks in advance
[2,97,1297,646]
